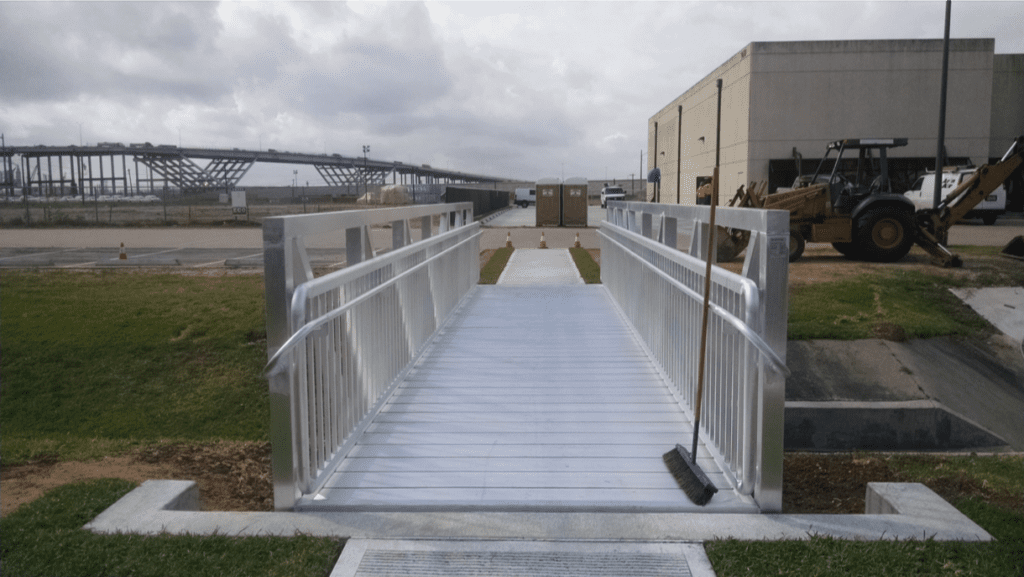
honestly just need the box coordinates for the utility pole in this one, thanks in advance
[363,145,370,198]
[640,150,645,201]
[1,133,6,199]
[933,0,952,209]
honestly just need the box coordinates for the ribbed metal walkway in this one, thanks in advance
[306,250,758,513]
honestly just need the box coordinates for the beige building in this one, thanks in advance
[648,39,1024,209]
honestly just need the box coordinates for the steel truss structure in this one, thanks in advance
[1,143,504,197]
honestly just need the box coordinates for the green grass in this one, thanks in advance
[1,270,270,464]
[479,247,514,284]
[705,454,1024,577]
[569,247,601,283]
[0,479,342,576]
[788,269,994,341]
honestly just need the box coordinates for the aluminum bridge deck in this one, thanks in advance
[302,251,758,513]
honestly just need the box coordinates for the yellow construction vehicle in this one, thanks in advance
[726,136,1023,266]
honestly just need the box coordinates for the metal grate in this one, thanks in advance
[356,550,691,577]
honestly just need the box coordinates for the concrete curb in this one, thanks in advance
[84,480,992,542]
[784,400,1008,451]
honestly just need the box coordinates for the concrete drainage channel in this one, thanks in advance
[84,480,992,576]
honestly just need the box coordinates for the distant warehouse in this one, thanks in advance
[647,39,1024,209]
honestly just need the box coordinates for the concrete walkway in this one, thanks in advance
[497,248,584,285]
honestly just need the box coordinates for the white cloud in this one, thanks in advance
[1,1,1022,184]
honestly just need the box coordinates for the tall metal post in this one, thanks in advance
[363,145,370,199]
[677,105,682,204]
[933,0,951,209]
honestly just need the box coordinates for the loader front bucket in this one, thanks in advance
[1001,235,1024,261]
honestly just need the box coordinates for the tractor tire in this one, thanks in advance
[789,228,805,262]
[855,206,915,262]
[832,242,861,259]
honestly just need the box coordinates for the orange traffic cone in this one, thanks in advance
[538,231,547,249]
[505,232,513,249]
[119,242,127,260]
[573,232,581,248]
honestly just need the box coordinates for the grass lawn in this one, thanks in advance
[706,454,1024,576]
[568,247,601,283]
[479,247,514,284]
[1,270,270,464]
[788,262,1013,341]
[0,479,342,577]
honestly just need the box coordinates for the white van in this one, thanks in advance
[905,168,1005,225]
[514,188,536,208]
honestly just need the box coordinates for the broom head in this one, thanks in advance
[663,443,718,506]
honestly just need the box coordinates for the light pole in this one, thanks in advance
[363,145,370,198]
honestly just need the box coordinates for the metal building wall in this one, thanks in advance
[649,38,1008,206]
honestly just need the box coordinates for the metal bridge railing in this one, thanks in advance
[600,201,790,512]
[262,203,478,510]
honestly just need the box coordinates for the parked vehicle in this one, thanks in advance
[727,136,1024,266]
[600,185,626,208]
[905,168,1005,225]
[514,188,536,208]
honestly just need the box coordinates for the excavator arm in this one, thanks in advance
[914,136,1024,267]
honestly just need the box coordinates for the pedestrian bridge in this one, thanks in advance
[262,202,790,514]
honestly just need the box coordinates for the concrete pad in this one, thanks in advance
[786,336,1024,450]
[85,480,992,543]
[786,340,927,402]
[330,540,715,577]
[950,286,1024,341]
[497,249,583,285]
[884,336,1024,450]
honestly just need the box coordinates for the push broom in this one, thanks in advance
[663,78,724,506]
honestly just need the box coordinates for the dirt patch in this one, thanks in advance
[1,455,177,518]
[783,453,900,513]
[3,447,1013,517]
[1,441,273,518]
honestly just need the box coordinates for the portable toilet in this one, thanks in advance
[561,177,588,227]
[535,178,561,227]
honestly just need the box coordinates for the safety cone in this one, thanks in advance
[573,232,581,248]
[119,242,127,260]
[505,232,513,249]
[538,231,547,249]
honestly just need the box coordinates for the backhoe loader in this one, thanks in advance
[724,136,1023,266]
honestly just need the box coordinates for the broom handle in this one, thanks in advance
[692,166,718,458]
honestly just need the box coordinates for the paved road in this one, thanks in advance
[1,212,1021,266]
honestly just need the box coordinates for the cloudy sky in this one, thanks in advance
[1,1,1022,186]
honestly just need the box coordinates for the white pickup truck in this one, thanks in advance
[600,185,626,208]
[905,168,1006,225]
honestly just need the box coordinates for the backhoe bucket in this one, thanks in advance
[1001,236,1024,261]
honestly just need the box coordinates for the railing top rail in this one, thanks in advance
[298,222,480,300]
[606,200,789,233]
[267,202,475,239]
[598,220,753,295]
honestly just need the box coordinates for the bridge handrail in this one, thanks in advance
[265,226,481,373]
[598,228,789,377]
[601,200,789,512]
[263,203,477,510]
